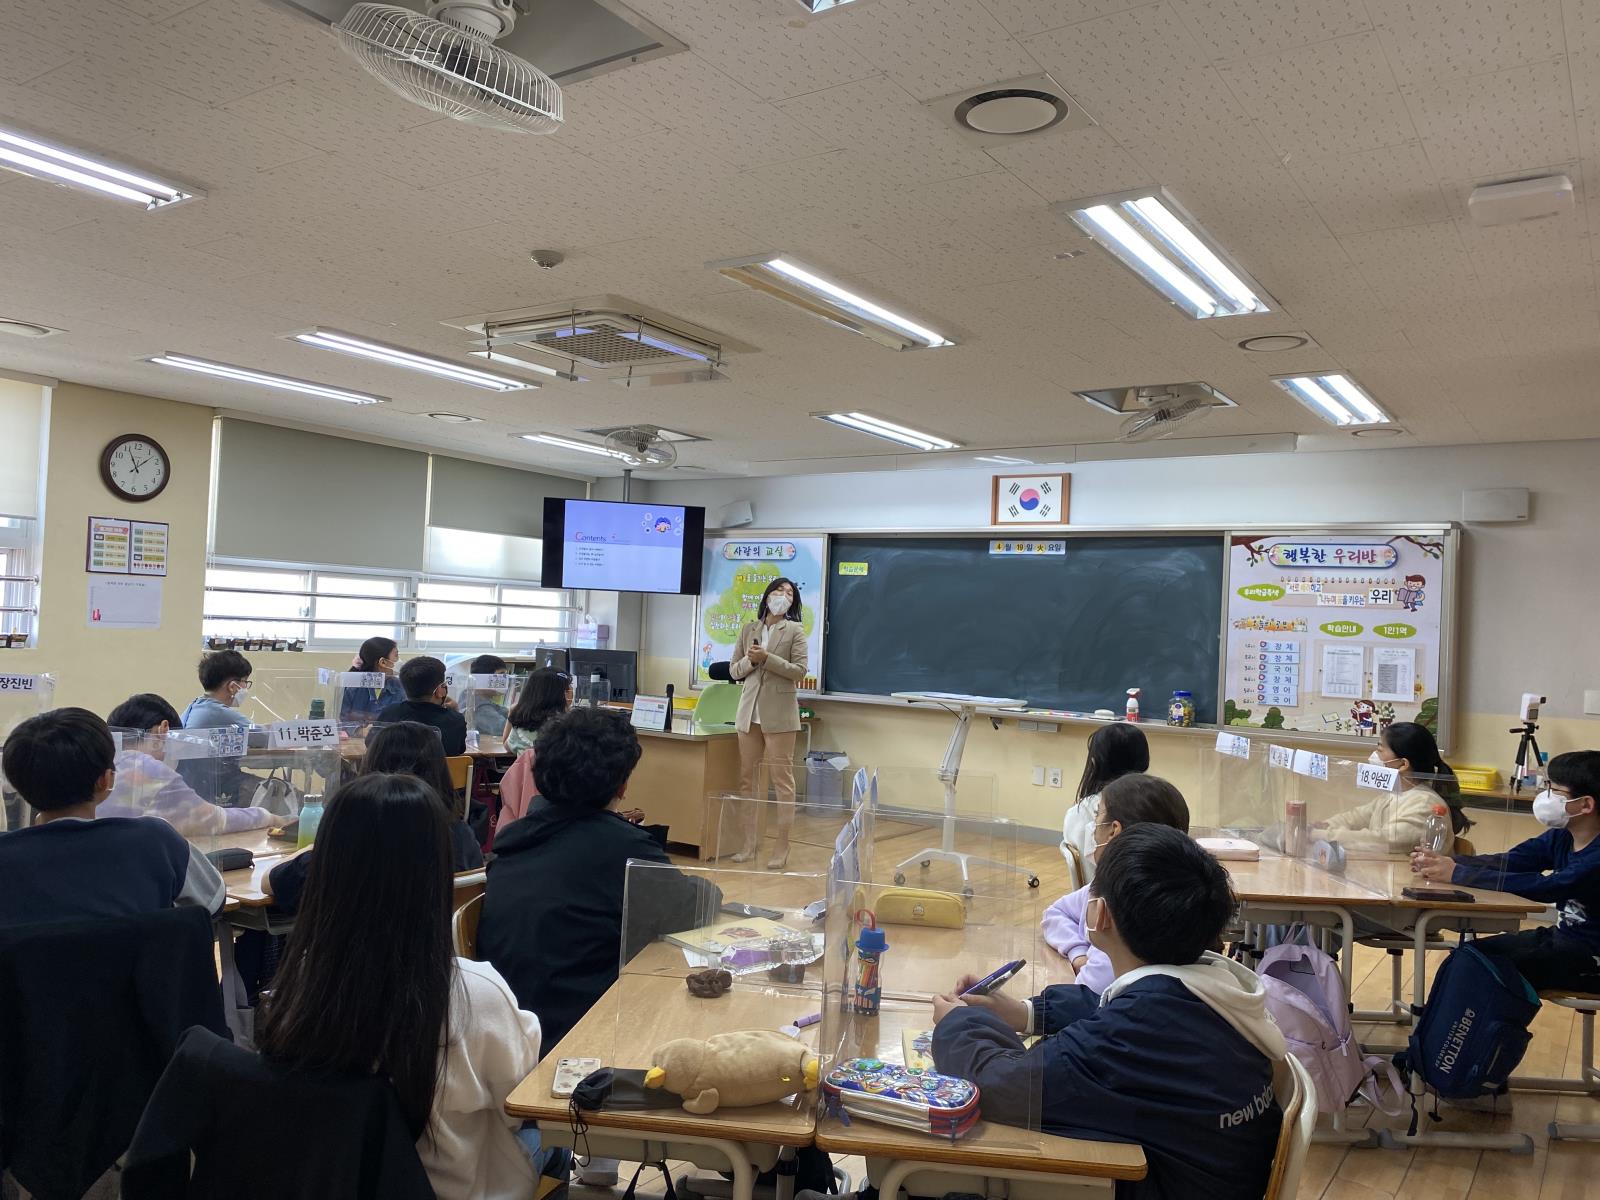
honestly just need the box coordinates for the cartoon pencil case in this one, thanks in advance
[822,1058,980,1138]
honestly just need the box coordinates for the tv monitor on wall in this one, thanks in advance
[540,498,705,595]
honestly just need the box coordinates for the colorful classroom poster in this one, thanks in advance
[1224,532,1446,738]
[86,516,132,573]
[696,535,825,689]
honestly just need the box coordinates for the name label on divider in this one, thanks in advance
[1355,762,1401,792]
[1268,744,1293,770]
[0,674,39,692]
[316,667,334,686]
[630,695,671,732]
[1292,749,1329,781]
[270,719,340,748]
[339,672,386,689]
[1215,732,1251,760]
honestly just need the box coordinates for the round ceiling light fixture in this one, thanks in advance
[1238,333,1309,353]
[954,89,1068,136]
[428,411,481,423]
[1351,426,1404,438]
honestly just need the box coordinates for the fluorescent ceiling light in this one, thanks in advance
[515,433,629,459]
[710,253,954,351]
[794,0,860,10]
[814,411,961,451]
[1272,373,1390,427]
[468,349,580,383]
[0,124,200,209]
[293,329,534,391]
[975,454,1033,465]
[1055,188,1270,319]
[428,412,481,423]
[147,354,387,405]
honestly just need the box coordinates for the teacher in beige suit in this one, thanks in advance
[729,577,808,869]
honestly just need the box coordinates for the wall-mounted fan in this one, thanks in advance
[602,425,679,468]
[334,0,562,133]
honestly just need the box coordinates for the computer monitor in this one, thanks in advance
[569,649,637,703]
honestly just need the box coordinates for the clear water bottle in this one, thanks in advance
[296,793,325,850]
[1422,803,1452,854]
[587,673,607,708]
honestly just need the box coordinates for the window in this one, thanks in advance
[0,517,38,645]
[203,560,579,651]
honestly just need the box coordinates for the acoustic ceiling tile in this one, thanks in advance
[1172,0,1372,63]
[1404,58,1577,181]
[986,126,1151,202]
[823,0,1041,102]
[1217,32,1415,159]
[1288,141,1451,234]
[1374,0,1566,83]
[977,0,1150,38]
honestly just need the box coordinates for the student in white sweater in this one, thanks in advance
[1317,721,1471,856]
[1058,723,1149,884]
[256,772,547,1200]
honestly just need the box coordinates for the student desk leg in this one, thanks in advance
[532,1121,777,1200]
[871,1157,1113,1199]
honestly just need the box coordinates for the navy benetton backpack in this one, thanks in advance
[1402,943,1538,1100]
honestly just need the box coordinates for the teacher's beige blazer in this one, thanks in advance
[730,618,808,734]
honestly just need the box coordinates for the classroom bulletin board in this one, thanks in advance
[695,535,825,690]
[1223,529,1455,742]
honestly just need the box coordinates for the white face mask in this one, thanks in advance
[1368,750,1383,765]
[767,593,792,617]
[1532,789,1576,829]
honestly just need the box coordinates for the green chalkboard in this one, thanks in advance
[824,535,1224,721]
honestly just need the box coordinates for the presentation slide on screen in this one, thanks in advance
[562,501,687,591]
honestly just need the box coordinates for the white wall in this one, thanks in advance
[639,439,1599,728]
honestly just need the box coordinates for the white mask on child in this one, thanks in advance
[766,593,792,616]
[1532,790,1575,829]
[1368,751,1383,765]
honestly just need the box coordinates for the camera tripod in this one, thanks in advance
[1510,719,1543,794]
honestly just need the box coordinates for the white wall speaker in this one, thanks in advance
[1462,488,1529,523]
[715,499,754,529]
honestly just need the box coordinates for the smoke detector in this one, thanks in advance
[924,73,1094,147]
[1468,174,1574,227]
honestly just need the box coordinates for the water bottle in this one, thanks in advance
[587,673,607,708]
[1422,803,1452,854]
[308,698,325,720]
[296,792,325,850]
[1284,797,1308,858]
[849,920,888,1016]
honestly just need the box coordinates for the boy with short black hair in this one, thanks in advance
[181,650,253,731]
[932,825,1285,1200]
[1413,749,1600,992]
[377,655,468,756]
[467,653,511,740]
[0,708,225,925]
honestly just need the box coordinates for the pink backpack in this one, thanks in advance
[1257,931,1404,1115]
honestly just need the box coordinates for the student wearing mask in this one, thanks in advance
[503,668,572,755]
[256,773,546,1200]
[729,577,808,869]
[0,708,226,924]
[466,654,511,740]
[266,721,484,914]
[1041,774,1189,993]
[929,825,1285,1200]
[1413,750,1600,992]
[340,636,406,727]
[377,657,468,756]
[1319,721,1471,855]
[1059,723,1150,881]
[102,693,275,837]
[181,650,253,730]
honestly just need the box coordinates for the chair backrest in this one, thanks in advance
[453,891,484,960]
[1264,1055,1317,1200]
[693,682,741,730]
[1454,835,1476,856]
[1062,841,1086,892]
[445,755,473,818]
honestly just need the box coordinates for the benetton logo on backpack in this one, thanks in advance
[1433,1009,1475,1074]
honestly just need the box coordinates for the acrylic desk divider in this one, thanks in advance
[615,860,827,1117]
[0,670,54,831]
[444,669,513,735]
[160,728,324,858]
[237,665,325,726]
[818,844,1042,1149]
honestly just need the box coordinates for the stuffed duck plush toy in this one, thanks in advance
[644,1031,820,1115]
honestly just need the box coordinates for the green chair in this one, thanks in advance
[692,682,741,731]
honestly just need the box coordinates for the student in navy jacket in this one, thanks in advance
[1412,749,1600,992]
[931,825,1287,1200]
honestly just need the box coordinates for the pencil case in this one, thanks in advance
[874,888,966,929]
[822,1058,980,1138]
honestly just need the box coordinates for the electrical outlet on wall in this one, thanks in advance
[1048,767,1063,789]
[1032,766,1046,786]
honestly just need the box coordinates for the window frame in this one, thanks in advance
[203,557,582,652]
[0,517,40,646]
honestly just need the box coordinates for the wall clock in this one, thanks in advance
[100,433,171,502]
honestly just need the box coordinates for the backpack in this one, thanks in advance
[1257,929,1404,1115]
[1400,943,1538,1100]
